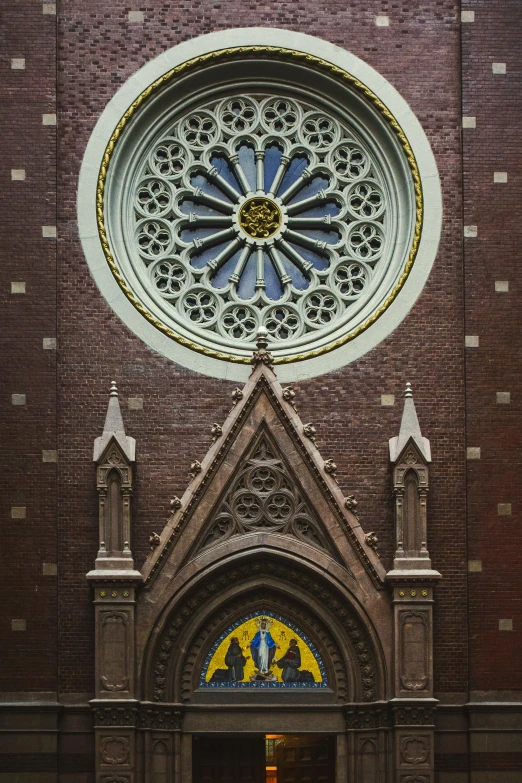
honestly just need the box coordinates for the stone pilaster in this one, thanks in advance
[387,383,440,783]
[88,382,142,782]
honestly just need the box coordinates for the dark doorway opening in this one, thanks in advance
[193,734,336,783]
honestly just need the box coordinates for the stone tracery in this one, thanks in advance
[126,92,390,351]
[199,437,335,556]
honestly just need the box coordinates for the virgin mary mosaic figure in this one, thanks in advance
[250,616,279,674]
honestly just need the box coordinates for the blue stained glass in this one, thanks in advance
[263,144,282,192]
[292,227,340,245]
[237,250,256,299]
[179,200,225,217]
[292,201,341,218]
[280,253,309,290]
[190,173,234,203]
[287,242,330,272]
[237,145,256,192]
[180,226,220,243]
[210,155,242,194]
[211,249,242,289]
[190,240,232,269]
[278,154,308,197]
[287,175,330,204]
[264,254,283,300]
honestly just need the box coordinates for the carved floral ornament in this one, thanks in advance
[91,43,427,376]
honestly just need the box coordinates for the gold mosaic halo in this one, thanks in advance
[97,46,423,366]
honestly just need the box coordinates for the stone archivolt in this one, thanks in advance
[148,557,381,704]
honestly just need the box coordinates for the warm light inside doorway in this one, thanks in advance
[265,734,284,783]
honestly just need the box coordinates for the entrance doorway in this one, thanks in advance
[193,734,336,783]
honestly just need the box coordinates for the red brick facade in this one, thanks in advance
[1,1,520,780]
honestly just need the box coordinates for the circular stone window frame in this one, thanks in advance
[78,28,442,382]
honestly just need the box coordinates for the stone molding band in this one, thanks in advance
[92,701,435,730]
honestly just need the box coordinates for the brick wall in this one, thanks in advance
[0,0,57,693]
[462,0,522,695]
[55,0,466,698]
[8,0,521,722]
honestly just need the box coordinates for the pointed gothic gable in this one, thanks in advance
[188,427,340,561]
[141,362,386,590]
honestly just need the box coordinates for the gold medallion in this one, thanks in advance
[238,197,282,239]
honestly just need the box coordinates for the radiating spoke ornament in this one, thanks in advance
[126,92,390,353]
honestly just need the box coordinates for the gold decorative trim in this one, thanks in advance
[97,46,423,365]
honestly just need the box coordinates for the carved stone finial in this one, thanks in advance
[211,423,223,442]
[324,459,337,478]
[170,497,182,511]
[389,380,431,464]
[93,379,135,463]
[251,326,274,370]
[189,460,202,479]
[149,532,161,549]
[303,422,316,442]
[256,325,268,349]
[365,531,379,551]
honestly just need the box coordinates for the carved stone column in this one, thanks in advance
[387,384,441,783]
[87,382,142,783]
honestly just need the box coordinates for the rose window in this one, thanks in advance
[121,93,394,354]
[88,40,433,378]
